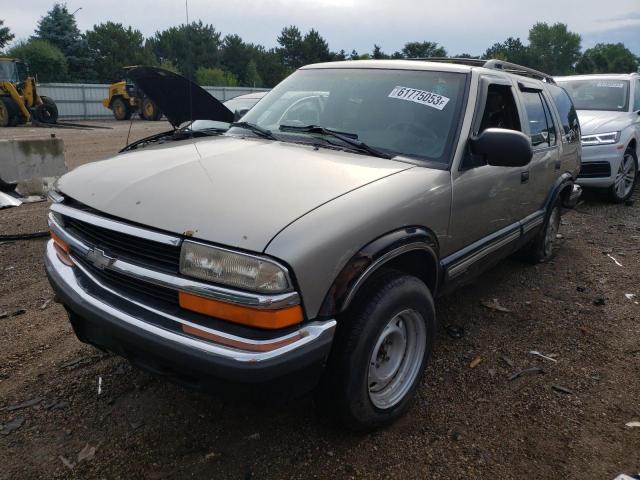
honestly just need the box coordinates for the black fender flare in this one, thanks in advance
[545,172,575,211]
[317,227,440,318]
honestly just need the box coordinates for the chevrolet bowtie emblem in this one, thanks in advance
[86,248,115,270]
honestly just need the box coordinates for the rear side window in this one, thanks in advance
[521,91,557,148]
[635,79,640,111]
[548,84,580,143]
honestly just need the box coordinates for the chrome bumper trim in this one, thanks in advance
[51,202,182,247]
[46,241,336,362]
[48,213,300,309]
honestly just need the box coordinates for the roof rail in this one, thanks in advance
[408,57,556,84]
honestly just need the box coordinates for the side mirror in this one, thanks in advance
[469,128,533,167]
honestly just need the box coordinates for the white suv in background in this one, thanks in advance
[556,73,640,202]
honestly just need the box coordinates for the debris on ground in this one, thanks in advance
[0,192,23,209]
[60,354,106,370]
[40,298,53,310]
[247,433,261,440]
[97,377,103,396]
[528,350,558,363]
[59,456,75,470]
[480,299,511,313]
[625,421,640,428]
[500,355,514,368]
[2,397,43,412]
[508,367,545,381]
[444,324,464,339]
[624,293,637,301]
[551,385,574,395]
[469,356,483,368]
[594,297,606,306]
[1,417,25,435]
[606,254,624,267]
[77,443,97,463]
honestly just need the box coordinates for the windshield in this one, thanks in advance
[185,94,265,133]
[235,68,468,162]
[0,61,18,82]
[558,79,630,112]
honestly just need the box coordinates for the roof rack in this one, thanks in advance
[408,57,556,84]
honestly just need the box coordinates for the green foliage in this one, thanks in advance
[245,60,262,87]
[221,34,253,84]
[528,22,581,75]
[576,43,639,74]
[8,39,68,82]
[277,25,304,70]
[159,60,180,74]
[86,22,154,83]
[483,37,531,65]
[372,45,388,59]
[150,21,222,80]
[400,41,447,59]
[33,3,94,81]
[302,29,332,64]
[0,19,15,51]
[195,67,238,86]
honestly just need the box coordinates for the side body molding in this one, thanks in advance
[317,227,439,318]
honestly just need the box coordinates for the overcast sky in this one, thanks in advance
[4,0,640,56]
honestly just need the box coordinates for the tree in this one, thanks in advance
[454,53,478,59]
[483,37,531,66]
[400,41,447,59]
[372,44,388,59]
[252,46,288,87]
[33,3,93,81]
[150,21,222,80]
[528,22,581,75]
[301,29,331,64]
[277,25,304,69]
[576,43,639,74]
[221,34,252,84]
[0,19,14,51]
[86,22,153,83]
[8,39,68,82]
[195,67,238,86]
[245,59,262,87]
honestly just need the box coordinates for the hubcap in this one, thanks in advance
[543,207,560,257]
[614,153,636,199]
[368,309,426,409]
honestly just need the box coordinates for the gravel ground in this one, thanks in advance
[0,127,639,479]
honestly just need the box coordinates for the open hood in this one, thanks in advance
[127,66,234,128]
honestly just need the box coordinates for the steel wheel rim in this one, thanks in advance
[368,309,426,409]
[544,207,560,257]
[614,153,636,198]
[144,101,154,117]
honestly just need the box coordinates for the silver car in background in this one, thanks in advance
[556,73,640,202]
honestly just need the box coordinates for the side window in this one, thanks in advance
[634,80,640,111]
[540,94,557,146]
[549,85,580,143]
[521,90,556,148]
[478,84,521,133]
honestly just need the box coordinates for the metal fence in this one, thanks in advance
[37,83,270,120]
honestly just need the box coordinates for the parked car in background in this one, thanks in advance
[556,73,640,202]
[46,60,581,430]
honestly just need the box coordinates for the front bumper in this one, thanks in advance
[45,240,336,394]
[576,143,626,188]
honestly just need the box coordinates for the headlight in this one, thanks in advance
[581,131,620,146]
[179,240,291,293]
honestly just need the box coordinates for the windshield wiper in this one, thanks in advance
[230,121,277,140]
[278,124,392,159]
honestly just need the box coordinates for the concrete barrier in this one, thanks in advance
[0,138,67,194]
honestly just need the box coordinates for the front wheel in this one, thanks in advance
[33,96,58,124]
[317,272,435,431]
[522,199,562,263]
[609,148,638,203]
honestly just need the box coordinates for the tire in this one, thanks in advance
[33,96,58,124]
[0,96,19,127]
[523,198,562,263]
[608,147,638,203]
[141,97,161,121]
[316,272,436,431]
[111,97,131,121]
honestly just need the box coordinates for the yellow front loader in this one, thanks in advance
[0,57,58,127]
[102,73,161,121]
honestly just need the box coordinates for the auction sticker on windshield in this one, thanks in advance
[388,86,450,110]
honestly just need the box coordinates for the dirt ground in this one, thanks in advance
[0,126,639,479]
[0,120,169,169]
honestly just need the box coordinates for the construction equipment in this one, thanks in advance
[0,57,59,127]
[102,71,162,121]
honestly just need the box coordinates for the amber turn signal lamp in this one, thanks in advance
[50,230,73,266]
[50,230,69,253]
[178,291,303,329]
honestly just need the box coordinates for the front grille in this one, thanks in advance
[62,216,181,274]
[74,255,179,307]
[578,162,611,178]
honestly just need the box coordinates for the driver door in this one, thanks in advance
[444,76,530,283]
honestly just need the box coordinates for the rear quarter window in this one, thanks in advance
[548,84,580,143]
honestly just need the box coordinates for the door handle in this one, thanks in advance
[521,171,530,183]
